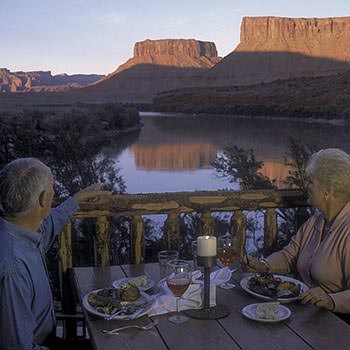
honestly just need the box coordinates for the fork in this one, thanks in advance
[104,301,153,321]
[104,305,135,320]
[101,319,159,334]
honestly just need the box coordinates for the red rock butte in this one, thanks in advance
[206,16,350,86]
[238,16,350,61]
[81,39,220,102]
[2,16,350,104]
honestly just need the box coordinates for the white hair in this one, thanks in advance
[0,158,50,216]
[305,148,350,202]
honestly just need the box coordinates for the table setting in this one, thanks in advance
[73,252,350,350]
[81,233,309,329]
[148,266,232,318]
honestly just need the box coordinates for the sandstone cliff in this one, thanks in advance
[238,16,350,60]
[206,16,350,86]
[82,39,220,103]
[3,16,350,106]
[0,68,103,92]
[120,39,219,70]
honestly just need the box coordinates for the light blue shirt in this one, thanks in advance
[0,197,79,350]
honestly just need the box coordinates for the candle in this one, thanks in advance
[197,235,217,257]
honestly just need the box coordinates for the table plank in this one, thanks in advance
[287,302,350,350]
[217,285,313,350]
[72,266,167,350]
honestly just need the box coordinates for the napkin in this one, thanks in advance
[192,267,233,286]
[148,267,232,316]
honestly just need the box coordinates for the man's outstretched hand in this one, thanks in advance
[73,183,112,204]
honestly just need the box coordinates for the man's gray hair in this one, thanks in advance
[305,148,350,202]
[0,158,50,216]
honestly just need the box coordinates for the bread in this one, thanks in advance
[129,275,148,288]
[255,302,280,320]
[120,283,140,301]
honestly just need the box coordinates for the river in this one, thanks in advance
[102,112,350,194]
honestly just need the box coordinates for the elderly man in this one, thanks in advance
[0,158,111,350]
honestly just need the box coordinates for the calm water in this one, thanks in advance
[103,112,350,194]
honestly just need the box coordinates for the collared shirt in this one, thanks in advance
[0,197,79,350]
[268,202,350,313]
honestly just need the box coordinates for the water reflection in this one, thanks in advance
[132,143,217,170]
[114,112,350,193]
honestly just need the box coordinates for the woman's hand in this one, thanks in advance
[241,255,268,273]
[298,287,335,310]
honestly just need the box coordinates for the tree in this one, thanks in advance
[213,144,275,190]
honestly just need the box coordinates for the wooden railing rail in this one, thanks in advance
[59,189,308,270]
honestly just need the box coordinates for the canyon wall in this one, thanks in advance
[81,39,220,103]
[0,68,103,92]
[238,16,350,60]
[206,16,350,86]
[3,16,350,104]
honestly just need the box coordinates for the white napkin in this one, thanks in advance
[148,268,232,316]
[192,267,233,286]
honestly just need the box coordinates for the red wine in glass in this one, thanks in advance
[166,259,192,324]
[167,277,191,297]
[217,235,238,289]
[217,247,238,267]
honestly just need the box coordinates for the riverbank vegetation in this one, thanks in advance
[0,103,140,170]
[211,137,314,255]
[153,71,350,121]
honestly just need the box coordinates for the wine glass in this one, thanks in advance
[217,234,239,289]
[166,259,192,324]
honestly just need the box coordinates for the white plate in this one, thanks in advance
[82,289,152,320]
[240,274,308,303]
[112,276,156,292]
[242,303,291,323]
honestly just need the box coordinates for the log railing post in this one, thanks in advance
[130,215,144,264]
[94,217,110,267]
[231,211,247,258]
[264,208,278,256]
[201,210,214,236]
[58,223,76,339]
[164,212,180,250]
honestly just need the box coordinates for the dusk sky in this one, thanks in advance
[1,0,349,75]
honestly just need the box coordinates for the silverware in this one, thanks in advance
[101,319,159,334]
[104,301,153,321]
[104,304,135,320]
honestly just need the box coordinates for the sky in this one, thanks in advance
[0,0,349,75]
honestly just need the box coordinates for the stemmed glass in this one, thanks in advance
[166,259,192,324]
[217,234,239,289]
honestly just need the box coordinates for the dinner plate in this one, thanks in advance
[112,276,156,292]
[82,289,153,320]
[241,303,291,323]
[240,274,308,303]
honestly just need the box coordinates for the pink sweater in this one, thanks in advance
[267,202,350,313]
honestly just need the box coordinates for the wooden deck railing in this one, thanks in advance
[57,188,309,337]
[59,189,307,267]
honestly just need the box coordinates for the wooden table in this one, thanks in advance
[72,263,350,350]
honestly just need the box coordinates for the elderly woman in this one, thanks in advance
[242,148,350,315]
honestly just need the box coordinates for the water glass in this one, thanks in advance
[158,250,179,279]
